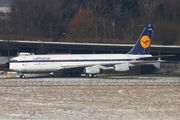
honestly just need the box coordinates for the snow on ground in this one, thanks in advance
[0,76,180,120]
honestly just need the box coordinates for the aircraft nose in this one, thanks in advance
[4,62,10,69]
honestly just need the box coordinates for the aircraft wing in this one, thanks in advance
[56,60,162,73]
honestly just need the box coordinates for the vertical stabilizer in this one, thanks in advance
[127,24,154,55]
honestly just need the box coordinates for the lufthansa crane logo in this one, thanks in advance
[140,35,151,49]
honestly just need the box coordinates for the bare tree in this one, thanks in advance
[141,0,160,22]
[0,0,178,44]
[91,0,108,38]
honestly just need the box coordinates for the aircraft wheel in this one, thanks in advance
[20,74,25,78]
[93,74,97,77]
[86,74,92,78]
[88,74,92,78]
[86,74,97,78]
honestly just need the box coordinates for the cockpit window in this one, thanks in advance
[10,59,17,62]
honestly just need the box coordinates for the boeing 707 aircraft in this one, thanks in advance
[4,24,162,78]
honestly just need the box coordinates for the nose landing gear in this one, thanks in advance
[20,74,25,78]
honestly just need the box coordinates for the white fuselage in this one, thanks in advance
[8,54,152,73]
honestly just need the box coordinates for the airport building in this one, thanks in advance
[0,40,179,64]
[0,39,179,75]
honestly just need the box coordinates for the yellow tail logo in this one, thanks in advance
[140,35,151,49]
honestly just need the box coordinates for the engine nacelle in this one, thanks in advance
[84,67,100,74]
[114,63,130,71]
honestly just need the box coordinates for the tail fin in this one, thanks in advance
[127,24,154,55]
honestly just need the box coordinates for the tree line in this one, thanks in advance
[0,0,180,45]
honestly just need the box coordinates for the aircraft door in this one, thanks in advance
[21,57,28,72]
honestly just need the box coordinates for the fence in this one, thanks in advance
[159,61,180,76]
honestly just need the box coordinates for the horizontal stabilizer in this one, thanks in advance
[139,55,175,60]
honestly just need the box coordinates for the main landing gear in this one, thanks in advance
[86,74,97,78]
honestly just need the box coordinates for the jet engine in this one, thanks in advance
[84,67,100,74]
[114,63,130,71]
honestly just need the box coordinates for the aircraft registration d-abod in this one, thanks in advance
[3,24,170,78]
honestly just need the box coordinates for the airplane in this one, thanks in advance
[3,24,163,78]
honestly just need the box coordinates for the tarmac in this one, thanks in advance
[0,75,180,120]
